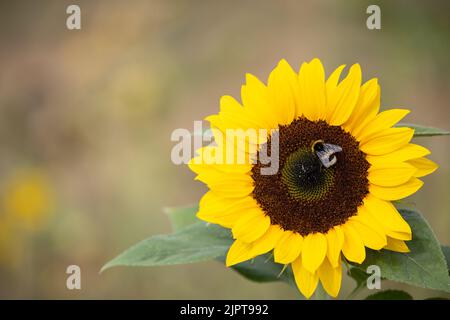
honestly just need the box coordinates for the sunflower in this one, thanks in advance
[188,58,437,298]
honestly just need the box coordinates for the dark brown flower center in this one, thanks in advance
[251,117,370,236]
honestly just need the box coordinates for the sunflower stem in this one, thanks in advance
[313,283,330,300]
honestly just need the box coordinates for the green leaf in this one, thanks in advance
[441,245,450,272]
[348,267,370,287]
[365,290,413,300]
[101,222,232,272]
[103,204,295,285]
[347,267,371,298]
[217,254,295,284]
[352,209,450,293]
[397,123,450,137]
[164,205,198,231]
[163,205,292,283]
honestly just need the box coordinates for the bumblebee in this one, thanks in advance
[312,140,342,169]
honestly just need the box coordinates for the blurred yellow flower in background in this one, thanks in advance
[2,169,53,231]
[0,168,54,267]
[0,217,23,267]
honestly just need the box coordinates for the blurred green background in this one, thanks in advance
[0,0,449,299]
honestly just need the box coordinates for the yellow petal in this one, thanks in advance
[226,240,255,266]
[192,159,253,176]
[344,78,380,135]
[366,144,431,166]
[326,226,344,268]
[318,256,342,298]
[298,58,326,121]
[267,59,298,125]
[327,64,362,126]
[325,64,346,94]
[384,237,410,253]
[219,95,262,128]
[226,226,285,267]
[292,255,319,299]
[274,231,303,264]
[231,209,271,243]
[302,232,327,273]
[342,223,366,264]
[220,128,263,161]
[198,180,254,199]
[348,218,387,250]
[250,224,285,256]
[368,162,417,187]
[196,171,254,198]
[189,140,255,175]
[197,192,259,228]
[360,127,414,156]
[408,157,438,178]
[207,95,267,132]
[355,205,404,241]
[363,194,412,235]
[369,178,423,201]
[241,73,279,129]
[351,204,386,236]
[357,109,410,142]
[387,230,412,241]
